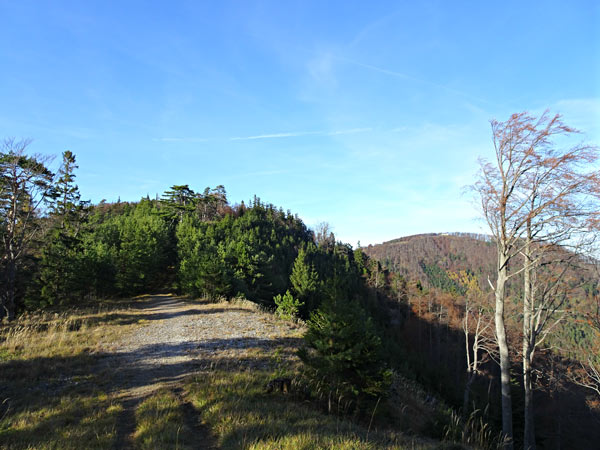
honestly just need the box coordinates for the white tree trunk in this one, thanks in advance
[496,250,514,449]
[523,232,536,450]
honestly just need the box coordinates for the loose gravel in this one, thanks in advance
[102,294,304,448]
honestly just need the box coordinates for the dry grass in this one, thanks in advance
[0,391,122,450]
[443,408,506,450]
[184,365,439,449]
[133,389,196,450]
[0,299,145,449]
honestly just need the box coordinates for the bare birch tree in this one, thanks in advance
[450,270,497,414]
[573,285,600,397]
[473,110,600,450]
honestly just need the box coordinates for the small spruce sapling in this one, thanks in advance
[298,296,392,414]
[273,290,303,320]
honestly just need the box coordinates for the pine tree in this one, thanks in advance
[0,139,54,319]
[298,296,392,413]
[176,216,232,298]
[39,151,88,305]
[290,244,320,316]
[114,200,170,295]
[50,151,81,222]
[160,185,197,222]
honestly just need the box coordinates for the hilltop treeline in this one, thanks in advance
[3,165,367,317]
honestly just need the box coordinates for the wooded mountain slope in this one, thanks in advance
[363,233,497,288]
[363,232,597,299]
[363,232,600,448]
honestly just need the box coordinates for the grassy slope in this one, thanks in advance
[0,297,460,449]
[0,301,143,449]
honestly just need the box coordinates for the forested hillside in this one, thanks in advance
[364,233,496,291]
[364,232,600,448]
[364,232,598,297]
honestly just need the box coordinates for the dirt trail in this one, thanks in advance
[102,294,302,449]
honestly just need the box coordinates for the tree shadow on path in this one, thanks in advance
[0,295,301,449]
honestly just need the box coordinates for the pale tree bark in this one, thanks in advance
[463,300,495,413]
[473,110,600,450]
[475,126,527,449]
[574,359,600,396]
[451,270,496,415]
[495,248,513,448]
[572,287,600,397]
[517,116,599,450]
[522,229,535,450]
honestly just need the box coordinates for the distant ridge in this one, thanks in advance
[380,231,493,246]
[363,232,497,288]
[364,232,597,295]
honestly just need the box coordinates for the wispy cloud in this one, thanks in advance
[154,137,211,143]
[230,131,320,141]
[155,128,373,143]
[348,10,403,49]
[230,128,372,141]
[337,56,493,106]
[328,127,372,135]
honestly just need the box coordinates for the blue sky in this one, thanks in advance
[1,1,599,245]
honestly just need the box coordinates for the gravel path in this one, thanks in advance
[103,294,303,449]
